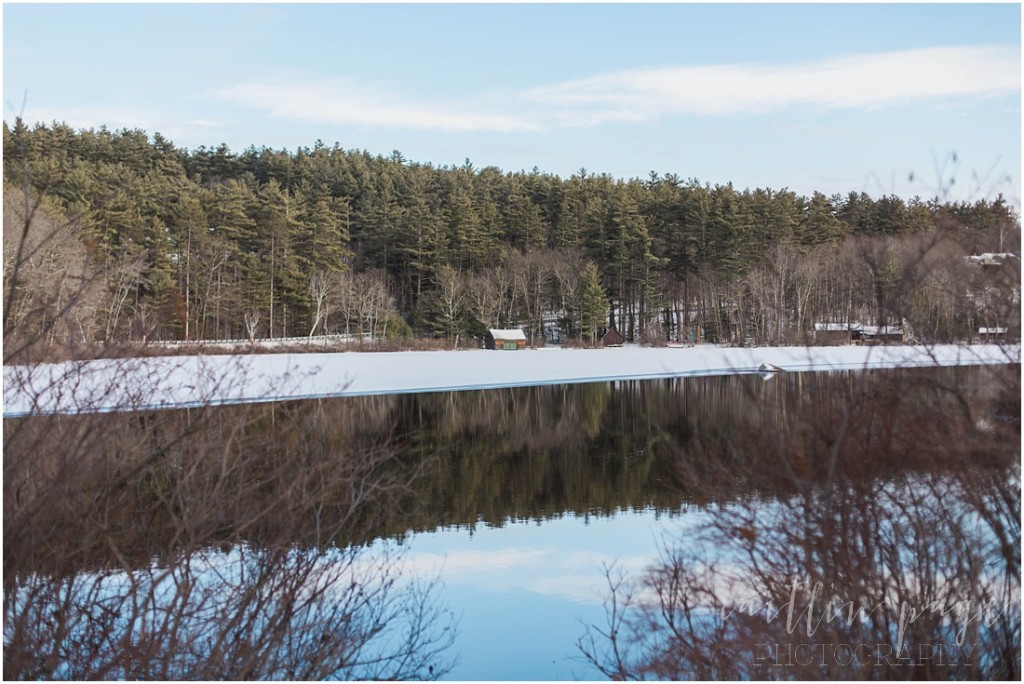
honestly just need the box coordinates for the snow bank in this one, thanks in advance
[3,344,1018,417]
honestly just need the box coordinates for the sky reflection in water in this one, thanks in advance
[378,508,709,680]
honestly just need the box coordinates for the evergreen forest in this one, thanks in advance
[3,120,1020,358]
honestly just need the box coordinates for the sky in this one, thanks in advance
[3,2,1021,205]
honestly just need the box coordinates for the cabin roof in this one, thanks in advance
[814,322,903,335]
[814,323,860,332]
[488,328,527,340]
[860,325,903,336]
[968,252,1019,265]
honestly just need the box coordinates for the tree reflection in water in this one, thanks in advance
[577,364,1020,680]
[5,364,1019,679]
[4,391,456,680]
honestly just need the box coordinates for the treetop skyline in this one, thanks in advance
[3,3,1020,205]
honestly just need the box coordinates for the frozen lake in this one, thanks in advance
[3,343,1017,417]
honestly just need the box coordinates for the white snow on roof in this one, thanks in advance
[489,328,527,340]
[861,325,903,336]
[979,327,1008,334]
[814,322,902,335]
[968,253,1019,265]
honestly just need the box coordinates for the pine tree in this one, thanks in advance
[294,182,353,273]
[255,180,305,336]
[799,192,845,245]
[501,176,545,250]
[579,261,608,346]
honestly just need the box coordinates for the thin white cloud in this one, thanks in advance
[215,78,540,133]
[214,45,1019,134]
[397,546,658,604]
[527,45,1021,124]
[24,45,1014,140]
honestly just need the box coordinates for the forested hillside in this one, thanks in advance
[3,120,1019,358]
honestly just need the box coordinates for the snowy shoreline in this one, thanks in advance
[3,343,1019,417]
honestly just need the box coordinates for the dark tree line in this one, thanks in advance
[4,120,1019,357]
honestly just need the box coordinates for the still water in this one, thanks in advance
[4,365,1018,680]
[346,366,1013,679]
[378,509,711,680]
[352,376,766,679]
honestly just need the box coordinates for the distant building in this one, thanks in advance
[857,324,905,345]
[813,322,856,345]
[978,326,1009,342]
[486,328,527,350]
[967,252,1019,267]
[965,253,1020,343]
[602,328,625,347]
[813,322,905,345]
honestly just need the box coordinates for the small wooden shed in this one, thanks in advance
[486,328,527,350]
[978,326,1008,342]
[813,322,856,345]
[858,325,905,345]
[602,328,625,347]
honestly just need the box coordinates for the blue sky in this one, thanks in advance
[3,2,1021,204]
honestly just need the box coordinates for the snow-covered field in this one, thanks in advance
[3,343,1018,417]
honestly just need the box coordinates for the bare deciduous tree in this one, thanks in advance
[551,247,586,339]
[103,243,147,342]
[432,264,467,343]
[332,268,399,341]
[578,364,1021,680]
[243,308,261,343]
[308,269,333,337]
[4,361,458,679]
[3,184,105,361]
